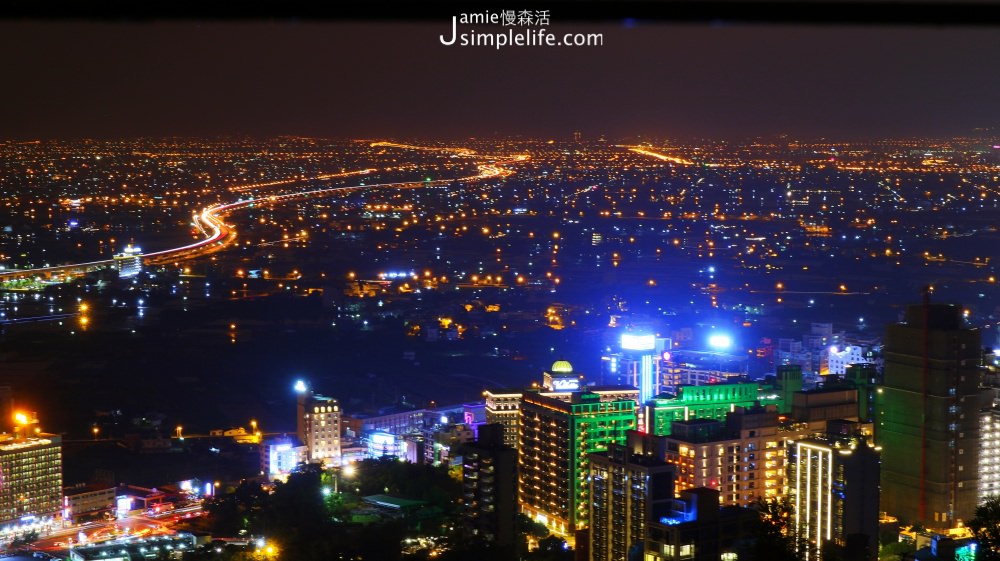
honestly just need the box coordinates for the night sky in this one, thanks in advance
[3,9,1000,141]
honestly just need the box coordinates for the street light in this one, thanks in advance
[176,426,183,439]
[333,463,356,495]
[92,426,99,440]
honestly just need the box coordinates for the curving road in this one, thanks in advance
[0,156,523,283]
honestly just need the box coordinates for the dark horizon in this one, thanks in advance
[2,13,1000,141]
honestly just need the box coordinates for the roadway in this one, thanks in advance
[23,504,204,558]
[0,155,524,284]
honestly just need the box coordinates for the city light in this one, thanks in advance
[621,333,655,351]
[2,92,999,559]
[708,333,732,349]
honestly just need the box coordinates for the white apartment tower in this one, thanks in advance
[295,381,342,467]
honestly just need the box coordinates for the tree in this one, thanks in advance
[968,495,1000,561]
[517,513,549,539]
[525,535,574,561]
[878,540,915,561]
[748,496,802,561]
[10,530,39,547]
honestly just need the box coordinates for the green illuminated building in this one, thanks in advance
[645,365,801,436]
[879,302,987,528]
[518,390,636,537]
[844,362,879,423]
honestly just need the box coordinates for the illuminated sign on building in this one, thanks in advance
[638,354,655,405]
[551,378,581,391]
[116,497,133,518]
[621,334,655,351]
[708,333,733,349]
[269,443,296,477]
[368,432,398,458]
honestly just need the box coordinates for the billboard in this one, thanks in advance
[551,378,580,391]
[622,333,655,351]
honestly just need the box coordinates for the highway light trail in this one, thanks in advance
[624,146,695,165]
[369,141,477,157]
[227,168,376,193]
[0,144,525,279]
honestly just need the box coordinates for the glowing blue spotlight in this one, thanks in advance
[294,380,307,393]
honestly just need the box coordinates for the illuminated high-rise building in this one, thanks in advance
[113,244,143,278]
[788,433,880,561]
[484,360,637,450]
[295,381,342,467]
[663,405,808,507]
[589,433,674,561]
[980,406,1000,502]
[620,333,664,406]
[0,415,62,533]
[879,301,987,528]
[484,389,523,450]
[462,424,517,550]
[518,390,636,539]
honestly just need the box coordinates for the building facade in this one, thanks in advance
[979,406,1000,502]
[296,385,342,467]
[0,432,62,532]
[518,390,636,537]
[827,345,872,376]
[879,302,987,528]
[461,424,517,549]
[643,487,757,561]
[260,435,308,481]
[485,360,639,451]
[589,436,674,561]
[63,484,115,523]
[788,434,880,561]
[484,390,523,450]
[663,406,808,507]
[644,367,800,437]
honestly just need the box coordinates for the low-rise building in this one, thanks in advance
[63,484,115,523]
